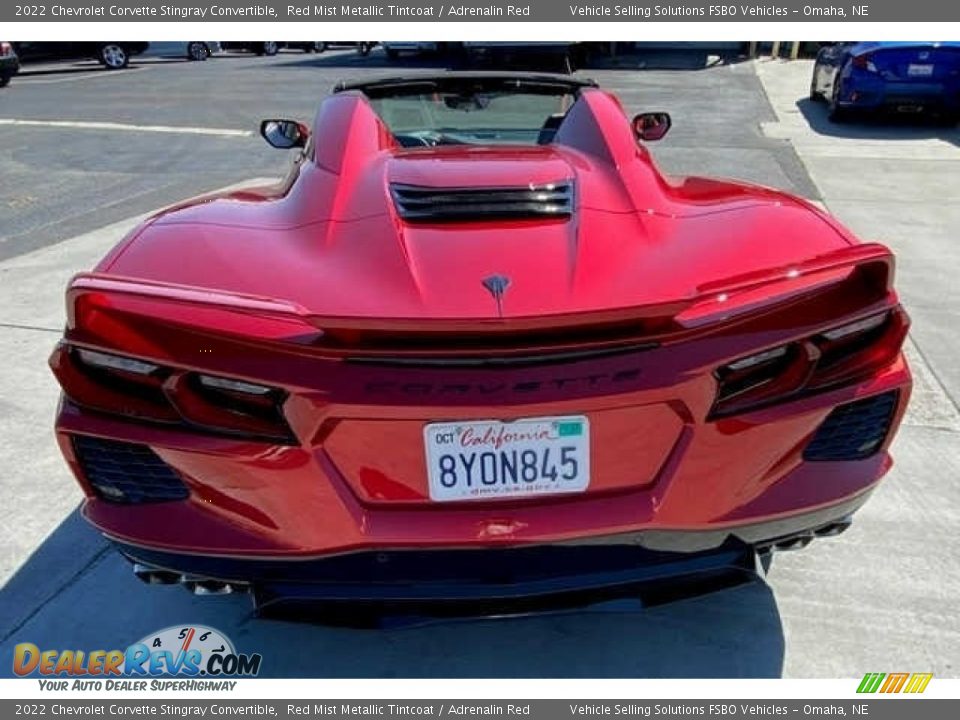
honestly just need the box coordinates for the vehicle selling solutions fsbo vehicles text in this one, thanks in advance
[568,4,794,17]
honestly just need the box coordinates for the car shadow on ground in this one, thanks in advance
[795,96,960,147]
[0,508,786,678]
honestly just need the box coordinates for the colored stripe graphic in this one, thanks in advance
[904,674,933,694]
[881,673,909,693]
[181,627,196,653]
[857,673,885,693]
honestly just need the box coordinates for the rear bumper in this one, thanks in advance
[839,81,960,112]
[113,489,866,612]
[63,354,910,561]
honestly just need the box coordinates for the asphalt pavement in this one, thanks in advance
[0,47,957,678]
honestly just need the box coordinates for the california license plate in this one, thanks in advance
[424,415,590,502]
[907,63,934,77]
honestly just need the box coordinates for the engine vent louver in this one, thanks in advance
[390,182,574,222]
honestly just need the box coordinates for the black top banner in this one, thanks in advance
[4,0,958,22]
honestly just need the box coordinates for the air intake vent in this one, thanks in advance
[390,182,573,221]
[73,435,189,504]
[803,391,898,462]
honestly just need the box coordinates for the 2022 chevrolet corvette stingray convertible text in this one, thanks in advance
[50,73,911,616]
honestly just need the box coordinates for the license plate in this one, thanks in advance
[907,64,934,77]
[424,415,590,502]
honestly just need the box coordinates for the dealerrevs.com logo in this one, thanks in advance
[13,625,262,687]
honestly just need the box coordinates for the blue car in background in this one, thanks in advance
[810,41,960,122]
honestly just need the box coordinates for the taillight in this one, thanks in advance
[713,343,814,417]
[808,309,908,390]
[197,375,273,395]
[52,347,179,422]
[711,308,908,417]
[75,348,159,375]
[50,345,295,443]
[851,53,877,72]
[165,373,292,442]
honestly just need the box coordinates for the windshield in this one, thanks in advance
[364,85,577,147]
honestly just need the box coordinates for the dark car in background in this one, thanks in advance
[220,41,282,56]
[0,42,18,87]
[12,42,149,70]
[811,41,960,122]
[462,42,585,72]
[291,42,375,55]
[220,42,374,56]
[181,41,219,61]
[332,42,375,55]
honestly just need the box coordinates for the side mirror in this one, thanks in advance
[632,112,671,142]
[260,119,309,149]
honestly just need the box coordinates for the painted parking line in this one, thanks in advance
[0,118,253,138]
[11,67,152,86]
[753,59,960,434]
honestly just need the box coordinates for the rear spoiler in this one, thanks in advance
[65,242,894,355]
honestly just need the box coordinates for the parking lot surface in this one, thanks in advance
[0,47,957,678]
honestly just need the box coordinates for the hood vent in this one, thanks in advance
[390,182,573,222]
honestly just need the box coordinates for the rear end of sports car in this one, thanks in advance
[48,244,911,618]
[836,42,960,119]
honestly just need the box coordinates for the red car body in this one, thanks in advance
[51,74,910,615]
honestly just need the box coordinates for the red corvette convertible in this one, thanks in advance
[50,73,911,616]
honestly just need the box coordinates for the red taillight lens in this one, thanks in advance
[51,346,179,422]
[851,53,876,71]
[50,345,295,443]
[713,343,814,417]
[164,373,293,442]
[808,308,909,390]
[712,307,908,417]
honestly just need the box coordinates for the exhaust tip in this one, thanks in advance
[815,518,853,538]
[131,562,249,595]
[132,563,181,585]
[773,533,814,552]
[181,577,249,596]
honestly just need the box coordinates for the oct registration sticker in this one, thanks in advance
[424,415,590,502]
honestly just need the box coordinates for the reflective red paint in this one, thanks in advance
[50,78,911,590]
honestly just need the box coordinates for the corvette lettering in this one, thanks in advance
[364,368,642,396]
